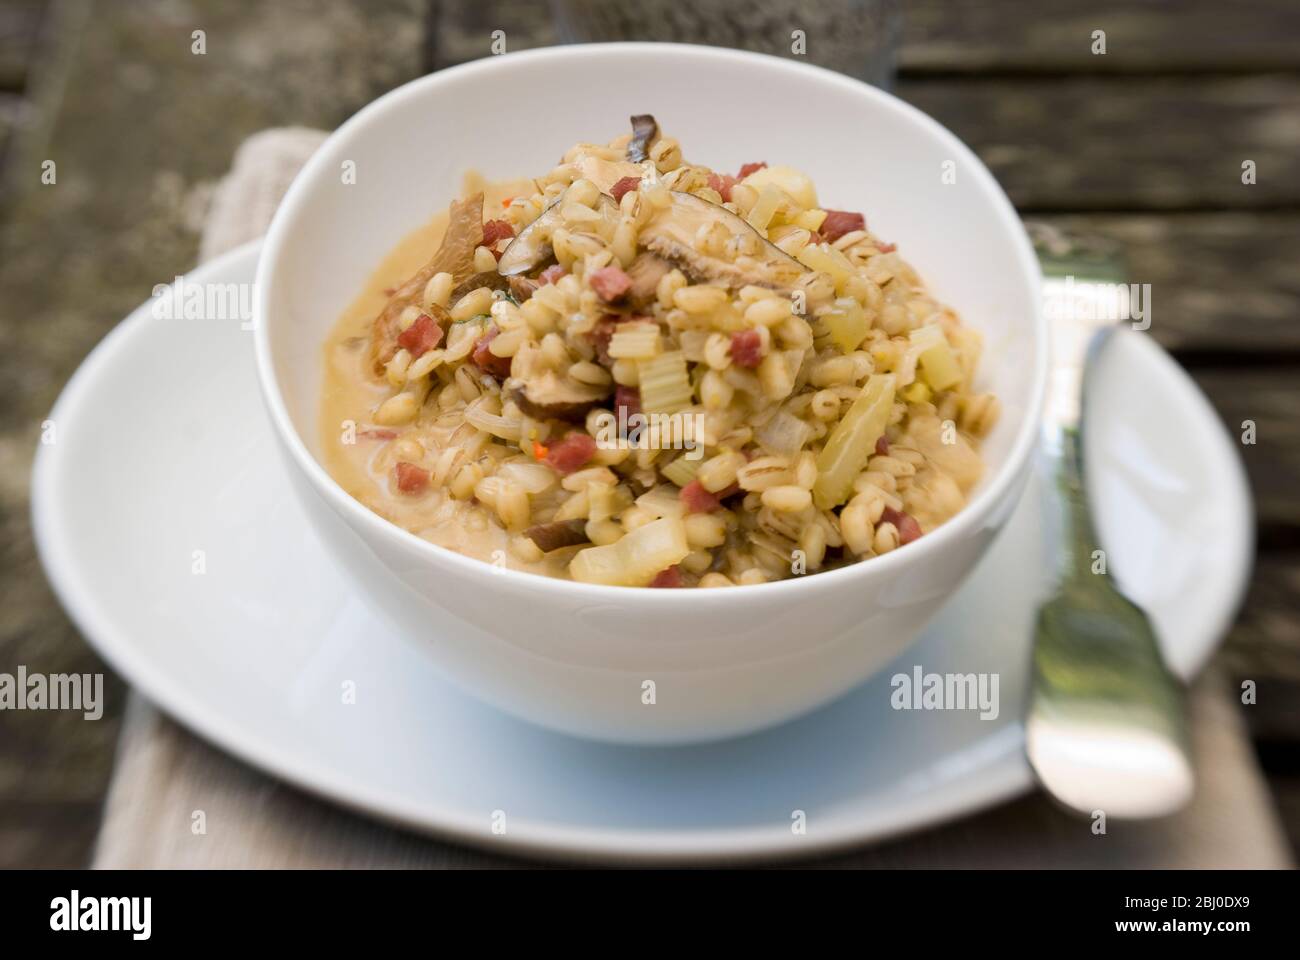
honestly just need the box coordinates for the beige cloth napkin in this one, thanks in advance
[92,129,1293,869]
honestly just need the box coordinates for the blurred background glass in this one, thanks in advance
[550,0,902,89]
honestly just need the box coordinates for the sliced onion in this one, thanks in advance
[755,410,812,458]
[498,460,557,495]
[464,398,522,441]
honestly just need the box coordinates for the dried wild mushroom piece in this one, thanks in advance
[640,191,809,292]
[627,114,659,162]
[509,371,611,421]
[370,193,484,375]
[496,185,618,277]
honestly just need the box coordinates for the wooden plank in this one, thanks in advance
[1255,772,1300,860]
[1186,369,1300,536]
[0,91,24,172]
[1222,554,1300,684]
[427,0,556,69]
[0,0,45,91]
[0,800,109,869]
[0,0,428,871]
[1030,213,1300,354]
[902,0,1300,73]
[429,0,1300,77]
[898,75,1300,211]
[421,2,1300,215]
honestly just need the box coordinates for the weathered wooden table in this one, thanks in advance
[0,0,1296,866]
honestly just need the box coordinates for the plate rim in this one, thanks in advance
[30,241,1247,864]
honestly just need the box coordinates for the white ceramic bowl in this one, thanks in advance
[255,43,1046,745]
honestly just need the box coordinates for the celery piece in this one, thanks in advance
[638,350,693,414]
[746,185,785,233]
[793,208,828,233]
[823,297,869,354]
[608,322,661,360]
[569,517,690,586]
[741,164,819,210]
[910,323,963,392]
[795,243,854,291]
[813,373,896,510]
[661,456,702,488]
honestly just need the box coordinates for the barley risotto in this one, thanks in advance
[321,116,999,588]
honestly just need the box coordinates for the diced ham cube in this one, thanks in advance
[539,265,567,285]
[482,219,515,247]
[590,316,619,366]
[610,175,642,203]
[680,480,720,513]
[819,210,867,243]
[359,428,398,441]
[615,385,641,420]
[737,161,767,179]
[729,329,764,369]
[875,435,890,456]
[681,480,740,514]
[592,326,614,365]
[543,432,598,475]
[877,241,897,253]
[707,173,738,202]
[589,266,632,303]
[471,326,512,378]
[649,565,684,588]
[395,313,443,357]
[881,506,923,546]
[395,461,429,493]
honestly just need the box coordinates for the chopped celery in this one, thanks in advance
[795,243,854,291]
[638,350,692,414]
[822,296,869,353]
[569,517,690,586]
[793,208,828,233]
[608,322,661,360]
[900,380,932,404]
[746,185,785,233]
[661,456,702,487]
[910,323,963,391]
[813,373,896,510]
[741,164,819,210]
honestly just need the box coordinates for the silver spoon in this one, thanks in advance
[1025,321,1194,819]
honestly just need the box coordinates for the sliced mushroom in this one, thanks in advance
[509,370,611,421]
[449,270,510,303]
[627,114,658,162]
[639,191,809,292]
[508,275,540,302]
[370,193,483,375]
[497,186,618,277]
[524,519,590,553]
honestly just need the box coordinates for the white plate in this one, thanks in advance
[32,244,1252,863]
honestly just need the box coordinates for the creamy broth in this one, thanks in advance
[318,176,571,576]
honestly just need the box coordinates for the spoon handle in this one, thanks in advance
[1042,324,1113,582]
[1027,324,1194,818]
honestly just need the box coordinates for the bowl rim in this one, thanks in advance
[254,41,1048,603]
